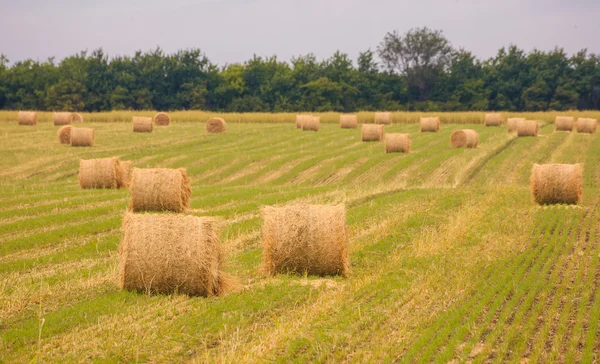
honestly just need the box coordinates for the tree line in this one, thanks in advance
[1,28,599,112]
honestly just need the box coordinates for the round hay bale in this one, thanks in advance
[295,115,309,129]
[57,125,72,144]
[531,163,582,205]
[207,117,227,133]
[361,124,384,142]
[72,113,83,123]
[374,112,392,125]
[128,168,191,213]
[53,112,73,126]
[484,113,503,126]
[118,161,133,188]
[555,116,574,131]
[154,112,170,126]
[517,120,540,137]
[133,116,153,133]
[262,204,349,276]
[576,118,598,134]
[385,133,411,153]
[118,213,236,296]
[71,127,94,147]
[18,111,37,125]
[420,117,440,132]
[302,116,320,131]
[450,129,479,148]
[507,118,525,133]
[340,115,358,129]
[78,157,122,189]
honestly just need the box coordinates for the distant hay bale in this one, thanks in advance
[576,118,598,134]
[128,168,191,213]
[18,111,37,125]
[531,163,582,205]
[295,115,309,129]
[507,118,525,132]
[207,117,227,133]
[57,125,72,144]
[420,117,440,132]
[132,116,153,133]
[339,115,358,129]
[484,113,503,126]
[262,204,349,276]
[72,113,83,123]
[450,129,479,148]
[53,112,73,126]
[385,133,411,153]
[555,116,574,131]
[119,213,236,296]
[517,120,540,137]
[374,112,392,125]
[361,124,384,142]
[118,161,133,188]
[70,127,94,147]
[154,112,170,126]
[78,157,122,189]
[302,116,320,131]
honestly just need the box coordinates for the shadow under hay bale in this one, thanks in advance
[385,133,411,153]
[302,116,320,131]
[207,117,227,133]
[531,163,582,205]
[576,118,598,134]
[78,157,122,189]
[517,120,540,137]
[154,112,170,126]
[57,125,72,144]
[484,113,503,126]
[361,124,384,142]
[119,213,237,296]
[374,112,392,125]
[507,118,525,133]
[128,168,191,212]
[420,117,440,132]
[72,113,83,123]
[118,161,133,188]
[262,204,349,277]
[340,115,358,129]
[133,117,153,133]
[18,111,37,125]
[53,112,73,126]
[555,116,574,131]
[450,129,479,148]
[71,127,94,147]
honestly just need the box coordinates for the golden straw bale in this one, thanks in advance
[118,161,133,188]
[361,124,384,142]
[555,116,574,131]
[576,118,598,134]
[531,164,582,205]
[262,204,349,276]
[154,112,171,126]
[71,127,94,147]
[507,118,525,132]
[53,112,73,126]
[78,157,122,189]
[72,113,83,123]
[207,117,227,133]
[128,168,191,213]
[295,115,309,129]
[133,116,153,133]
[374,112,392,125]
[302,116,320,131]
[119,213,237,296]
[517,120,540,137]
[385,133,411,153]
[18,111,37,125]
[450,129,479,148]
[484,113,503,126]
[339,115,358,129]
[420,117,440,132]
[57,125,72,144]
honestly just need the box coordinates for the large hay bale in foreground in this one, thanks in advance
[484,113,503,126]
[517,120,540,137]
[576,118,598,134]
[119,213,235,296]
[129,168,191,212]
[18,111,37,125]
[71,127,94,147]
[302,116,320,131]
[262,204,349,276]
[132,117,153,133]
[385,133,411,153]
[420,117,440,132]
[207,117,227,133]
[57,125,72,144]
[78,157,122,189]
[450,129,479,148]
[361,124,384,142]
[555,116,574,131]
[154,112,170,126]
[118,161,133,188]
[531,164,582,205]
[339,115,358,129]
[374,112,392,125]
[507,118,525,133]
[72,113,83,123]
[53,112,73,126]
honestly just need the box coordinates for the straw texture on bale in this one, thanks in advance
[262,204,349,276]
[374,112,392,125]
[555,116,574,131]
[450,129,479,148]
[507,118,525,132]
[70,127,94,147]
[18,111,37,125]
[339,115,358,129]
[531,164,582,205]
[484,113,503,126]
[72,113,83,123]
[420,117,440,132]
[206,117,227,133]
[78,157,122,189]
[576,118,598,134]
[361,124,384,142]
[129,168,191,212]
[53,112,73,126]
[119,213,236,296]
[118,161,133,188]
[132,116,153,133]
[57,125,72,144]
[517,120,540,137]
[385,133,411,153]
[154,112,170,126]
[302,116,320,131]
[295,115,309,129]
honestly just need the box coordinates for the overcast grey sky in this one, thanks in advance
[1,0,599,65]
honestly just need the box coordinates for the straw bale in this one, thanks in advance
[72,113,83,123]
[295,115,309,129]
[361,124,384,142]
[531,163,582,205]
[207,117,227,133]
[78,157,122,189]
[507,118,525,133]
[118,161,133,188]
[57,125,72,144]
[18,111,37,125]
[53,112,73,126]
[374,112,392,125]
[128,168,191,213]
[340,115,358,129]
[302,116,320,131]
[517,120,540,137]
[385,133,411,153]
[576,118,598,134]
[450,129,479,148]
[420,117,440,132]
[133,116,153,133]
[555,116,574,131]
[71,127,94,147]
[154,112,170,126]
[484,113,503,126]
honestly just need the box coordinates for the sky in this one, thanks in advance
[1,0,599,66]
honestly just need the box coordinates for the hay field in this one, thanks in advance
[2,116,600,362]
